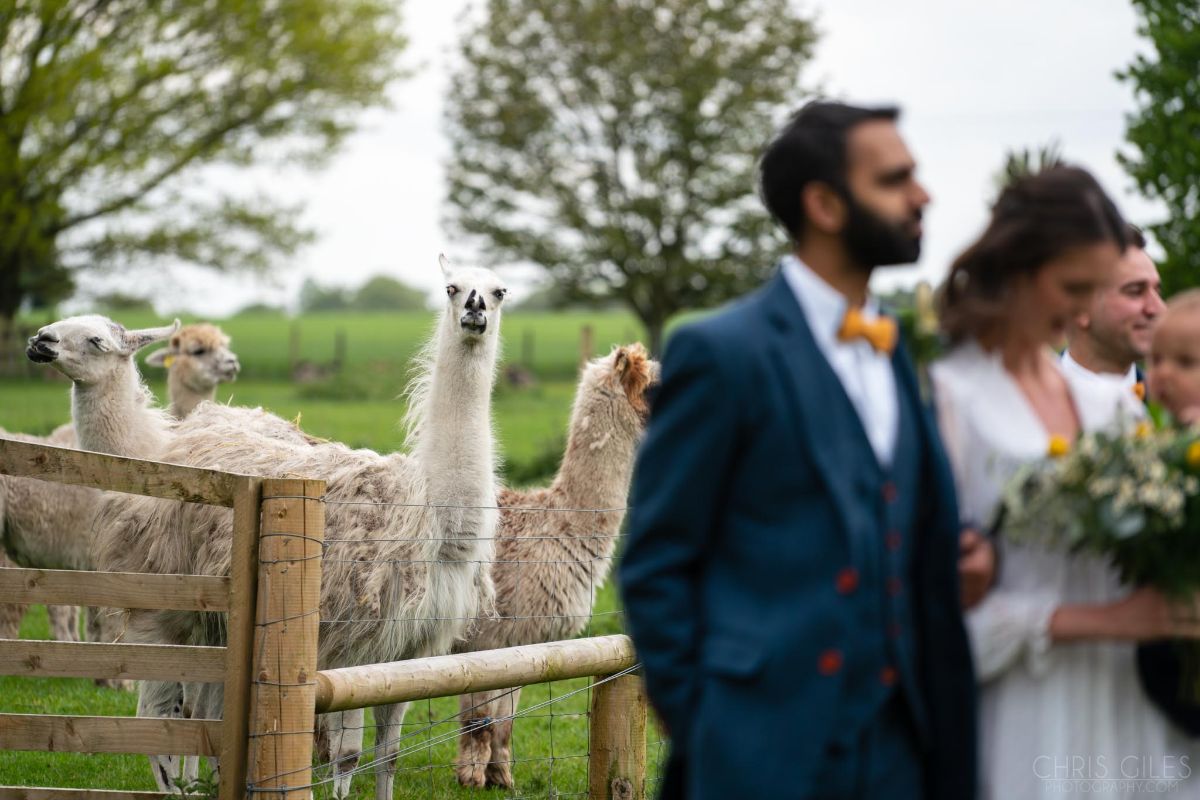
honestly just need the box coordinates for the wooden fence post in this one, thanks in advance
[578,323,592,371]
[246,478,324,800]
[219,477,264,800]
[589,672,647,800]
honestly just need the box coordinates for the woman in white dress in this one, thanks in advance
[930,166,1200,799]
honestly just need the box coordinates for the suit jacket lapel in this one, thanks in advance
[761,271,867,565]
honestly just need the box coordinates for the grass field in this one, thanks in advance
[0,377,578,482]
[14,308,649,382]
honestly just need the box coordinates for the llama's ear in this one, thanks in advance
[613,346,630,374]
[143,349,169,368]
[438,253,451,280]
[119,319,181,355]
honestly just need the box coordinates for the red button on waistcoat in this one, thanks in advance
[818,649,843,675]
[887,577,903,597]
[880,666,898,686]
[881,481,899,503]
[836,567,860,594]
[886,531,903,551]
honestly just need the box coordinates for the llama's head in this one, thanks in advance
[439,254,507,344]
[577,344,660,433]
[27,315,181,385]
[144,323,240,391]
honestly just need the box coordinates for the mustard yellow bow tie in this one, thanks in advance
[837,307,897,354]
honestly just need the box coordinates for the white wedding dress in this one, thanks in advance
[930,341,1198,799]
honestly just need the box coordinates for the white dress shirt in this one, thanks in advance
[780,254,899,466]
[1060,349,1138,390]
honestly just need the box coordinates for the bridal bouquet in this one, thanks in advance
[997,420,1200,710]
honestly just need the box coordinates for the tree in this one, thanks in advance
[299,277,350,312]
[444,0,816,354]
[1117,0,1200,293]
[0,0,408,339]
[351,274,428,311]
[992,141,1065,204]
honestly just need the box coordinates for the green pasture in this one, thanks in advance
[0,378,577,484]
[15,309,649,382]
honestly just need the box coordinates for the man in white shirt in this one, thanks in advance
[1063,225,1164,391]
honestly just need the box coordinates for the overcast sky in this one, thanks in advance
[87,0,1161,317]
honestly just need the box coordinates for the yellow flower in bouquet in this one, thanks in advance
[1188,441,1200,470]
[1047,435,1071,458]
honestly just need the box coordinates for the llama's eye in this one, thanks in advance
[492,289,506,301]
[88,336,104,349]
[447,285,459,297]
[191,348,207,356]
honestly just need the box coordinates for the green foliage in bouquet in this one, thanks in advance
[999,421,1200,599]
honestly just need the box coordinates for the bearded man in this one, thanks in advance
[619,101,976,800]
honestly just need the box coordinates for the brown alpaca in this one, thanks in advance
[455,344,658,789]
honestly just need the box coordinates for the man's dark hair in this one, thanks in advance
[1127,223,1147,250]
[758,100,900,242]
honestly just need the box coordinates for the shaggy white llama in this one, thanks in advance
[91,258,507,799]
[454,344,657,789]
[25,315,180,458]
[0,323,240,645]
[318,345,658,793]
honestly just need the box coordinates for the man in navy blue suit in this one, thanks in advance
[618,101,976,799]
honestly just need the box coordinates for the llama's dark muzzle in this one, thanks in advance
[26,335,58,363]
[460,311,487,335]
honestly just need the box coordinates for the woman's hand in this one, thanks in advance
[958,528,996,610]
[1050,587,1200,642]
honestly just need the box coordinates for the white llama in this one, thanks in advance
[454,344,658,789]
[25,315,180,458]
[319,345,658,794]
[91,258,507,800]
[0,323,241,646]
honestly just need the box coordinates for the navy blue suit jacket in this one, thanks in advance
[619,272,977,799]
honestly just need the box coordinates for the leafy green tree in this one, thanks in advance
[298,277,350,312]
[992,141,1065,204]
[351,274,428,311]
[444,0,817,354]
[1117,0,1200,292]
[0,0,408,342]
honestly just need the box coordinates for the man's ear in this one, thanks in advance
[801,182,847,236]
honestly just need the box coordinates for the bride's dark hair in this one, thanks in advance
[937,165,1127,344]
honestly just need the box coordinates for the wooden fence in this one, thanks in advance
[0,437,649,800]
[313,634,646,800]
[0,437,325,800]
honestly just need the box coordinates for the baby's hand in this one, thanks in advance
[1177,406,1200,425]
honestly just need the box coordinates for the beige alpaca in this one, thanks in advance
[91,259,506,800]
[0,324,240,646]
[455,345,658,789]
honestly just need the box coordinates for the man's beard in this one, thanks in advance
[840,192,922,269]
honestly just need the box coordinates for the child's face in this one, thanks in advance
[1148,309,1200,420]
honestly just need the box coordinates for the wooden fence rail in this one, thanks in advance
[0,438,324,800]
[312,634,647,800]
